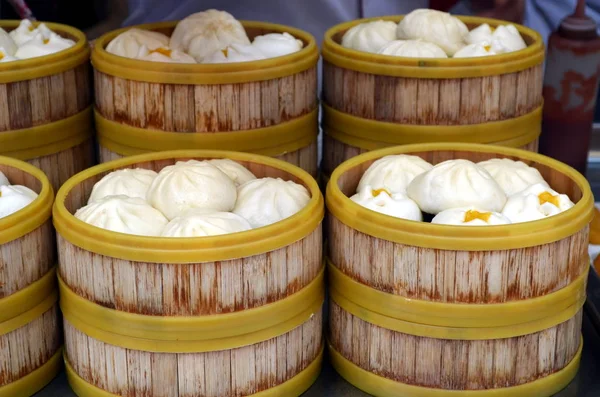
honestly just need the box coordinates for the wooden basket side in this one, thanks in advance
[94,66,317,132]
[329,301,581,390]
[0,62,91,132]
[0,305,61,386]
[322,62,543,124]
[64,309,322,396]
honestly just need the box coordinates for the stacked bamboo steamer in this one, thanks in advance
[326,143,592,396]
[0,156,61,396]
[92,21,319,176]
[53,151,325,396]
[0,21,95,192]
[321,16,545,178]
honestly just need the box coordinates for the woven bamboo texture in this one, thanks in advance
[327,148,588,390]
[98,141,318,177]
[58,155,324,395]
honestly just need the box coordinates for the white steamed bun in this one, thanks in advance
[453,43,495,58]
[501,183,574,223]
[15,32,75,59]
[88,168,158,203]
[207,159,256,186]
[106,28,170,59]
[467,23,526,54]
[233,177,310,228]
[407,159,506,214]
[397,9,468,56]
[75,195,168,236]
[378,40,447,58]
[135,45,196,63]
[203,43,266,63]
[0,28,16,55]
[357,154,433,195]
[477,158,549,197]
[0,185,37,219]
[252,32,303,58]
[0,47,17,62]
[350,186,422,221]
[0,171,9,186]
[161,209,252,237]
[170,9,251,62]
[146,160,237,220]
[341,20,397,53]
[432,207,511,226]
[9,20,51,46]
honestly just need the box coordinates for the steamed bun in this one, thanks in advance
[358,154,433,195]
[432,207,511,226]
[341,20,397,53]
[407,159,506,214]
[0,185,37,219]
[351,186,422,221]
[88,168,158,203]
[477,158,548,197]
[378,40,447,58]
[106,28,170,59]
[161,209,252,237]
[502,183,574,223]
[207,159,256,186]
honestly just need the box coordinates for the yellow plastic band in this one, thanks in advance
[65,346,322,397]
[322,16,544,79]
[92,21,318,85]
[327,143,594,251]
[54,150,323,263]
[0,107,93,160]
[0,156,53,244]
[328,340,581,397]
[322,103,541,150]
[329,261,586,340]
[95,108,318,157]
[60,268,324,353]
[0,268,57,324]
[0,348,62,397]
[0,21,89,83]
[0,290,57,337]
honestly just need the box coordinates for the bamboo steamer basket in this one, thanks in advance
[0,21,95,192]
[0,156,61,396]
[54,150,325,396]
[325,143,593,396]
[92,21,319,175]
[321,16,544,175]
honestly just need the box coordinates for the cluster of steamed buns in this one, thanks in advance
[0,20,75,63]
[106,9,303,64]
[351,155,575,226]
[342,8,526,58]
[0,171,38,219]
[74,159,310,237]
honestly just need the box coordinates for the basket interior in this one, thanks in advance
[0,163,43,194]
[64,157,310,214]
[336,150,583,204]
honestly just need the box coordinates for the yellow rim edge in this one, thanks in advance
[0,21,89,83]
[0,348,62,397]
[92,21,318,85]
[66,345,322,397]
[0,156,53,244]
[326,143,594,251]
[60,269,324,353]
[0,290,57,336]
[330,271,585,340]
[95,107,318,156]
[329,261,587,328]
[322,15,544,78]
[0,107,93,160]
[322,103,541,148]
[54,150,324,263]
[328,340,581,397]
[0,268,57,324]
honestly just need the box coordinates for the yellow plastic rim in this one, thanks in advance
[92,21,318,85]
[96,108,318,156]
[322,103,541,149]
[54,150,324,263]
[0,107,93,160]
[0,21,89,83]
[322,15,544,78]
[0,156,53,244]
[66,345,323,397]
[329,261,586,340]
[0,348,62,397]
[60,268,324,353]
[328,340,581,397]
[326,143,594,251]
[0,268,57,324]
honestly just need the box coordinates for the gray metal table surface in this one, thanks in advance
[34,269,600,397]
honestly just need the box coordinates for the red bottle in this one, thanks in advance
[540,0,600,175]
